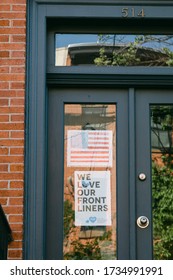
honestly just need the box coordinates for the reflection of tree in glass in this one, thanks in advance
[151,106,173,259]
[64,229,112,260]
[152,164,173,259]
[63,178,114,260]
[94,35,173,66]
[64,238,102,260]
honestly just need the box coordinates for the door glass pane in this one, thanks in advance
[63,104,116,259]
[151,105,173,259]
[56,34,173,67]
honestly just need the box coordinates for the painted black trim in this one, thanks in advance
[47,73,173,87]
[33,0,173,6]
[128,89,136,260]
[24,2,47,259]
[136,92,153,260]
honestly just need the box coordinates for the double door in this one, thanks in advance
[46,88,173,260]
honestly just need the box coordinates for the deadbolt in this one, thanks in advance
[137,216,149,228]
[138,173,147,181]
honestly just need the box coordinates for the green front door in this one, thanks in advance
[46,88,173,260]
[46,88,129,259]
[136,89,173,260]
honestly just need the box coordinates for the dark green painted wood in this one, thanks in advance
[136,90,173,259]
[46,88,129,260]
[25,0,173,259]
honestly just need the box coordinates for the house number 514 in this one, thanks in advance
[122,8,145,18]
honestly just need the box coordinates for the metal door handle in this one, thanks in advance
[137,216,149,228]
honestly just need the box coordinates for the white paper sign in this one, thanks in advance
[67,130,112,167]
[75,171,112,226]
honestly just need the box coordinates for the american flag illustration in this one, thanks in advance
[67,130,112,167]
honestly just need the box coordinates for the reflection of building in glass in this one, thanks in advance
[56,43,170,66]
[151,106,173,166]
[63,104,116,260]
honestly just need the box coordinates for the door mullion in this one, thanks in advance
[128,88,137,259]
[136,91,153,260]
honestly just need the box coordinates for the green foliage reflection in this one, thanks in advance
[63,197,114,259]
[94,35,173,66]
[151,106,173,259]
[152,163,173,259]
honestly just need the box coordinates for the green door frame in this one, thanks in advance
[25,0,173,259]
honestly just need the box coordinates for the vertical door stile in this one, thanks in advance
[136,91,153,260]
[128,88,137,260]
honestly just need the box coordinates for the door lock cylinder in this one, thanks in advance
[137,216,149,228]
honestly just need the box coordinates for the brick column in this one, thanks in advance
[0,0,26,260]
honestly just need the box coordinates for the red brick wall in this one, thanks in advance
[0,0,26,260]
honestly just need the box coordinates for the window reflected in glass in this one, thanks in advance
[56,34,173,67]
